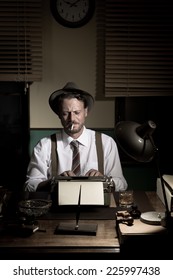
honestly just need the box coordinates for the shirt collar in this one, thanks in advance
[62,126,89,148]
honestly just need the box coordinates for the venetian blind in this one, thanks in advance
[0,0,42,82]
[97,0,173,97]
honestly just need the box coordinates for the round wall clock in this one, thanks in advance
[50,0,95,28]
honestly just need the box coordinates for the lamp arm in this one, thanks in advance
[149,135,170,216]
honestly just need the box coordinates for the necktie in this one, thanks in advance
[71,140,81,175]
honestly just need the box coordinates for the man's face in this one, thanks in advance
[59,97,88,136]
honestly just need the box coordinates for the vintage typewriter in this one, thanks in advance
[51,176,114,207]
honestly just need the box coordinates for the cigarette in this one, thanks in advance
[33,226,39,233]
[71,124,74,130]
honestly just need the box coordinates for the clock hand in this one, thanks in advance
[63,0,79,7]
[70,0,81,7]
[63,1,72,5]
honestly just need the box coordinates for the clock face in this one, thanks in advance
[50,0,95,28]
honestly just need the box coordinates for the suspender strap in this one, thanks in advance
[50,133,58,177]
[51,131,104,176]
[95,131,104,174]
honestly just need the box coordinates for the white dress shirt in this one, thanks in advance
[24,127,128,191]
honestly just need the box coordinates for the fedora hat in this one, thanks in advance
[49,82,94,115]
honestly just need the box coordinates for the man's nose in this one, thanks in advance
[68,112,75,121]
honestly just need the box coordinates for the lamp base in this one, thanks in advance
[54,222,98,235]
[161,213,173,231]
[140,211,165,225]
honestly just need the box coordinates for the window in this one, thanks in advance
[0,0,42,82]
[96,0,173,97]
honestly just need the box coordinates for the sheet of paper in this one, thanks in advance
[58,181,104,205]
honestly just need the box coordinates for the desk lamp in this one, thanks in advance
[115,120,173,229]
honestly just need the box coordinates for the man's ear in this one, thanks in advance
[84,108,88,117]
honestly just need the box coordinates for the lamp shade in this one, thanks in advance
[115,120,173,228]
[115,120,157,163]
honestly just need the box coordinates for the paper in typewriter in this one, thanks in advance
[58,181,104,205]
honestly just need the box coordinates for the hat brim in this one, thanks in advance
[49,87,94,116]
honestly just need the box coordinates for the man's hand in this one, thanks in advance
[85,169,103,177]
[60,170,76,176]
[60,169,104,177]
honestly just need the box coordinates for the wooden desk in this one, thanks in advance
[0,191,168,259]
[0,192,119,259]
[0,219,119,258]
[117,192,172,259]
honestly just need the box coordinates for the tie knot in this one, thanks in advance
[71,140,79,149]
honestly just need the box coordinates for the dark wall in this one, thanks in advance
[0,82,30,191]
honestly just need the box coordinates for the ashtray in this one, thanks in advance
[18,199,52,217]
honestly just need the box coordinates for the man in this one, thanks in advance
[24,82,127,192]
